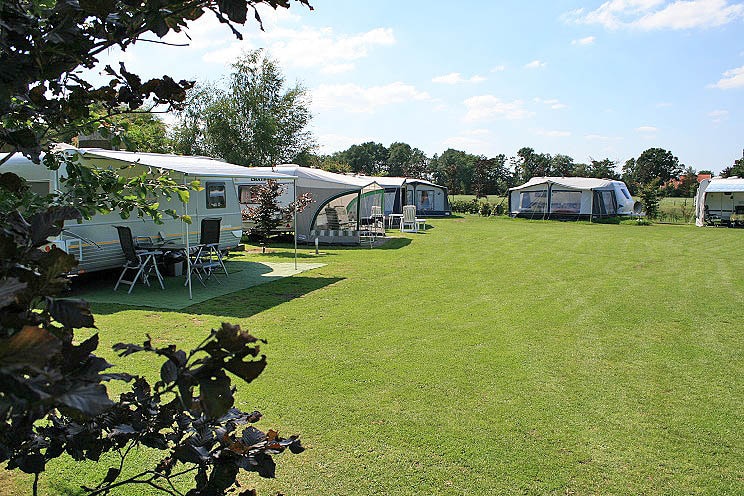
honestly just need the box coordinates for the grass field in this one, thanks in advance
[8,216,743,495]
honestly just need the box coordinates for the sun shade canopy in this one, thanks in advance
[77,148,296,179]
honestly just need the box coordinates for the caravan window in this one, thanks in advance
[206,182,226,209]
[238,184,262,204]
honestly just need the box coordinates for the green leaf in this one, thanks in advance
[176,189,190,203]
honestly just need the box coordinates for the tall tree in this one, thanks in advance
[430,149,478,194]
[622,147,682,190]
[721,151,744,178]
[335,142,387,175]
[551,154,575,176]
[172,49,315,167]
[588,158,620,179]
[514,147,552,182]
[386,142,428,178]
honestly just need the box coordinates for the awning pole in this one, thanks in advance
[185,178,192,300]
[293,180,297,270]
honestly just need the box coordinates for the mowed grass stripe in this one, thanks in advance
[19,216,743,495]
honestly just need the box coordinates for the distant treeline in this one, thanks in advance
[297,142,729,198]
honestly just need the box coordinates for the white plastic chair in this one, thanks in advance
[400,205,418,233]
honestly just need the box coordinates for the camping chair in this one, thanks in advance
[401,205,418,233]
[113,226,165,294]
[370,205,385,236]
[188,217,228,286]
[334,206,357,231]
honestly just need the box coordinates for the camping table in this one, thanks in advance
[387,213,403,228]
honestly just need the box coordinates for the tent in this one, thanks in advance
[359,176,451,217]
[247,165,383,245]
[508,177,639,220]
[695,177,744,226]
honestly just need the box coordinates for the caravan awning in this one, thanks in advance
[703,179,744,193]
[77,148,296,180]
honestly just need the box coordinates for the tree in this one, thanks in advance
[243,180,313,248]
[514,147,552,183]
[335,142,388,175]
[639,179,662,219]
[721,152,744,178]
[1,1,312,494]
[429,149,478,195]
[588,158,619,179]
[386,142,428,178]
[551,154,575,177]
[171,49,315,167]
[622,148,682,190]
[109,111,172,153]
[471,154,509,197]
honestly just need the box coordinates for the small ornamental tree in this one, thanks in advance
[243,180,313,249]
[639,179,662,220]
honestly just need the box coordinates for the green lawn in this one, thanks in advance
[10,216,744,495]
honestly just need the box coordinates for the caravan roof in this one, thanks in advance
[702,177,744,193]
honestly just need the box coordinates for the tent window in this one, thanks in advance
[417,189,435,211]
[620,187,632,200]
[549,190,581,214]
[206,182,226,209]
[28,181,50,195]
[519,191,547,213]
[238,184,261,204]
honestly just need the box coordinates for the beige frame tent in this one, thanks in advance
[508,177,639,220]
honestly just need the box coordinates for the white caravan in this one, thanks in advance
[2,148,295,273]
[695,177,744,226]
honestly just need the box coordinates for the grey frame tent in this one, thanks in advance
[695,177,744,226]
[508,177,639,220]
[362,176,451,217]
[247,165,384,245]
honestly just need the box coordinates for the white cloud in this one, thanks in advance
[534,97,569,110]
[490,65,507,72]
[708,109,729,122]
[524,60,547,69]
[464,129,491,136]
[202,25,396,73]
[311,82,430,113]
[432,72,486,84]
[585,134,623,141]
[571,36,597,45]
[636,125,659,132]
[566,0,744,30]
[464,95,534,121]
[537,129,572,137]
[710,65,744,89]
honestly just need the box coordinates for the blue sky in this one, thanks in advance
[98,0,744,173]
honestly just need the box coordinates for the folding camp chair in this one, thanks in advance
[400,205,418,233]
[113,226,165,294]
[188,217,228,286]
